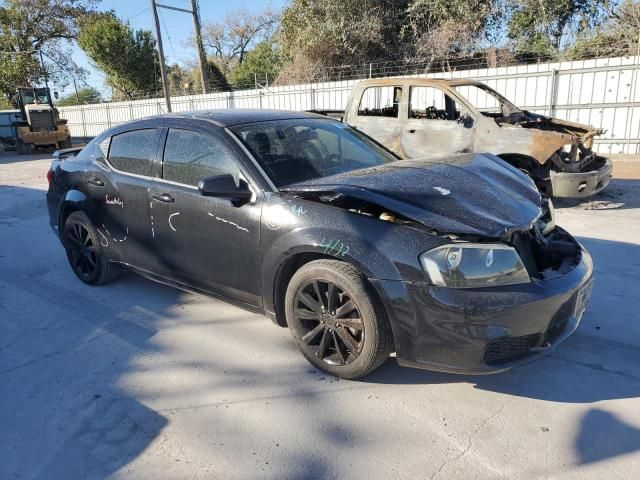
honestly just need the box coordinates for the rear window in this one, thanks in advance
[108,129,159,176]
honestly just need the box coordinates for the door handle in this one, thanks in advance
[88,177,104,186]
[152,193,175,203]
[407,129,416,133]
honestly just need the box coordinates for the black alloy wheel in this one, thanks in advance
[63,211,120,285]
[65,220,98,280]
[285,260,392,379]
[294,279,364,366]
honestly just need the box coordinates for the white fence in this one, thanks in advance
[56,54,640,155]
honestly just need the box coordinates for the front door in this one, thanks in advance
[149,127,263,306]
[401,86,475,158]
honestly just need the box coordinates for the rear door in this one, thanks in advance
[347,85,405,155]
[401,86,475,158]
[149,126,263,306]
[88,128,161,270]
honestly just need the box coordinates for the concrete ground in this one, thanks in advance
[1,152,639,480]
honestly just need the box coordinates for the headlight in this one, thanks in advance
[419,244,531,288]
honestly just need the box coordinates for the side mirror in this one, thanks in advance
[457,113,474,128]
[198,174,252,204]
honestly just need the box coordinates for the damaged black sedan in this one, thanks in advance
[47,110,593,379]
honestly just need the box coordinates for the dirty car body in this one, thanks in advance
[335,78,612,198]
[46,110,593,376]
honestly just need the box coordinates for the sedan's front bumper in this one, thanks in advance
[550,156,612,198]
[370,246,593,374]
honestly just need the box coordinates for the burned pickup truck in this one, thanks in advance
[314,78,612,198]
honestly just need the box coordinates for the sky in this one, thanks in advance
[62,0,286,98]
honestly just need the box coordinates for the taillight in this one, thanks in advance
[47,169,54,185]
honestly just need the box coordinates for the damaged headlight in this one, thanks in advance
[419,244,531,288]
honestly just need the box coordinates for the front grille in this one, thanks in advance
[483,334,541,365]
[29,111,55,131]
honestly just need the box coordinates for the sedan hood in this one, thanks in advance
[283,153,542,238]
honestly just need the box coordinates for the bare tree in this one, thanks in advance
[200,8,279,76]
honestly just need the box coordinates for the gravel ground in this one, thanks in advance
[1,152,639,479]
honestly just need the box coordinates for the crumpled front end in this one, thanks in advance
[371,225,593,374]
[550,156,613,198]
[497,113,613,198]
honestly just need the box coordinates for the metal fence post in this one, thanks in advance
[80,107,87,142]
[548,68,559,117]
[624,33,640,154]
[105,103,112,128]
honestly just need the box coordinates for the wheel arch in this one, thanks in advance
[497,153,541,172]
[57,189,95,232]
[497,153,552,195]
[270,251,392,332]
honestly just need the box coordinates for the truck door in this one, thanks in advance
[347,85,405,156]
[401,86,475,158]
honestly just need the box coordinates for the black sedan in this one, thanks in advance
[47,110,593,379]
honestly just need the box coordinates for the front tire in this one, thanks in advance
[285,260,392,379]
[63,211,120,285]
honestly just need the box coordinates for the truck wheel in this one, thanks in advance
[17,139,26,154]
[285,260,392,379]
[60,137,72,149]
[63,211,121,285]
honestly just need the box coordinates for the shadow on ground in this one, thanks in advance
[2,181,640,477]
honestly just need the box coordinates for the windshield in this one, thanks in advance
[20,88,51,105]
[453,84,520,117]
[229,118,397,187]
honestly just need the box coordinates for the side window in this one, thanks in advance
[108,129,159,176]
[357,86,402,118]
[163,129,240,187]
[409,86,465,121]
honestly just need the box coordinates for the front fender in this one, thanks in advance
[260,195,442,316]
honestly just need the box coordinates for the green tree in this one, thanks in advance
[56,86,102,106]
[0,0,96,103]
[404,0,502,65]
[230,41,282,88]
[278,0,408,71]
[567,0,640,59]
[507,0,612,56]
[78,11,159,100]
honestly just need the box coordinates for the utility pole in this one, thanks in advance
[150,0,172,112]
[152,1,209,99]
[190,0,209,94]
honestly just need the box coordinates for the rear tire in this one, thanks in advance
[285,260,392,379]
[63,211,120,285]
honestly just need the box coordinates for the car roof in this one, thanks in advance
[142,109,329,127]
